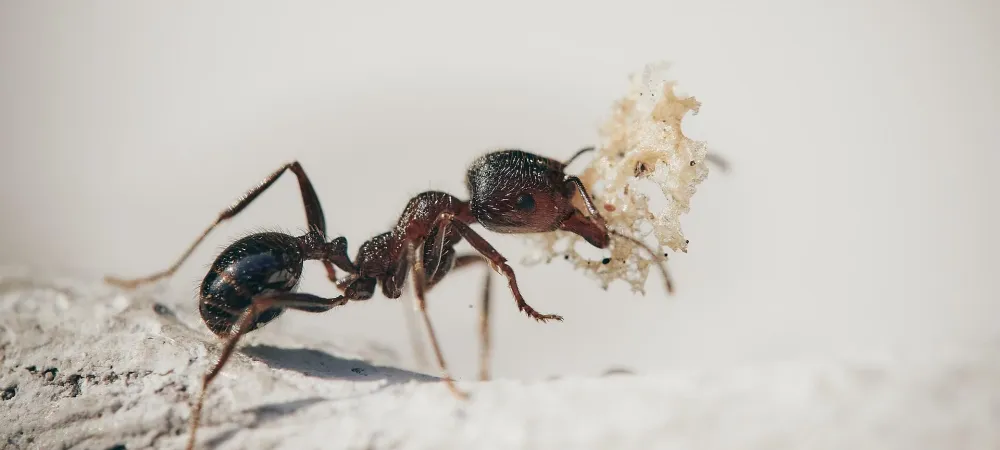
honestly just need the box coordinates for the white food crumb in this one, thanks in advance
[523,61,710,293]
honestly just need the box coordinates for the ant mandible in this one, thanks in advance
[104,147,674,450]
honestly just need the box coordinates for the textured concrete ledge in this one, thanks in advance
[2,267,999,450]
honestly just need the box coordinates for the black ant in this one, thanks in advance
[104,147,674,450]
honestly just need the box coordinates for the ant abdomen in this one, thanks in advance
[198,232,305,336]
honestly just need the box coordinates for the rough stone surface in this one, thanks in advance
[3,266,999,450]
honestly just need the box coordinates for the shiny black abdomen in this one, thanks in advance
[199,232,304,336]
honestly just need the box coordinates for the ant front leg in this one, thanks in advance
[434,214,563,322]
[186,291,348,450]
[106,161,345,289]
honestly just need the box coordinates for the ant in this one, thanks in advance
[104,147,674,450]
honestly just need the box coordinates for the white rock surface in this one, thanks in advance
[3,266,999,450]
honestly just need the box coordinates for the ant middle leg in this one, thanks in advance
[405,242,469,399]
[186,291,348,450]
[433,215,563,322]
[417,254,494,381]
[399,253,494,379]
[106,161,342,289]
[451,255,494,381]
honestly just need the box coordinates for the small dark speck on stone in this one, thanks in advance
[43,368,58,382]
[26,366,37,373]
[564,255,569,260]
[686,240,690,244]
[104,445,127,450]
[663,252,669,257]
[2,385,16,400]
[152,303,172,316]
[689,160,696,166]
[601,258,611,265]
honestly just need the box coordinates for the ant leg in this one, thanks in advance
[405,241,468,400]
[452,255,494,381]
[477,263,493,380]
[107,162,342,289]
[564,146,596,166]
[186,291,347,450]
[334,273,357,291]
[402,253,488,375]
[610,230,675,294]
[420,254,493,380]
[405,254,494,380]
[401,301,430,372]
[403,224,457,372]
[441,217,563,322]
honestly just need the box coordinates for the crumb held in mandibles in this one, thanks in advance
[524,62,710,293]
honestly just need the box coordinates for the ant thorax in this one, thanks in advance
[523,62,711,294]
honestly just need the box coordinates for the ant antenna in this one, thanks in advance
[609,230,675,294]
[564,146,596,167]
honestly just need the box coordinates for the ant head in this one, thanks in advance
[466,149,609,248]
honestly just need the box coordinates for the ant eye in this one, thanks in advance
[515,193,535,212]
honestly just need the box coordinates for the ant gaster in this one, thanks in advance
[104,147,674,450]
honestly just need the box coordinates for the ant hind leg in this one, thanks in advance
[106,161,340,289]
[186,291,347,450]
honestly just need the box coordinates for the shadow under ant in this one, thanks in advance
[198,352,432,449]
[202,396,328,448]
[240,344,439,384]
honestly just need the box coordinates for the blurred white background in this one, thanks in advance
[1,0,996,381]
